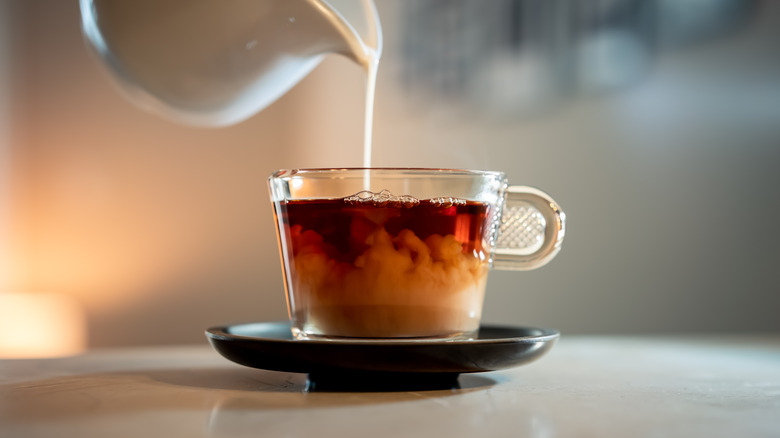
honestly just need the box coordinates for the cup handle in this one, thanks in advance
[492,186,566,271]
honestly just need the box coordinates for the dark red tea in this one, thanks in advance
[273,193,494,338]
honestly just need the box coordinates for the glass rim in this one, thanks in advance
[270,167,506,179]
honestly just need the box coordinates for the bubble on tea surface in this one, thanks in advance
[344,190,420,208]
[428,197,467,208]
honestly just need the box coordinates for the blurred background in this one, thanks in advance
[1,0,779,354]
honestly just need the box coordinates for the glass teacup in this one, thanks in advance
[268,168,565,340]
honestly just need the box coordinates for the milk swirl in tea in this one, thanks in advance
[275,191,491,338]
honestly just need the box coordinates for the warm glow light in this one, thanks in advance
[0,292,87,358]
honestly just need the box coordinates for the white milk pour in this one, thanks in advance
[314,0,382,168]
[324,0,382,168]
[81,0,382,167]
[363,58,379,168]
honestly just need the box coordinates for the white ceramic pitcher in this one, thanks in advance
[79,0,382,126]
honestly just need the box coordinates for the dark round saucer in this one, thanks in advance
[206,322,558,390]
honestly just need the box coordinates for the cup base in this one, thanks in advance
[291,327,477,342]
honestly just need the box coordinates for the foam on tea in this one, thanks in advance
[275,190,491,339]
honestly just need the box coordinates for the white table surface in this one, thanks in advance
[2,335,779,438]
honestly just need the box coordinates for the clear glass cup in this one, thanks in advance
[268,168,565,340]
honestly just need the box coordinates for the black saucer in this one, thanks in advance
[206,322,558,390]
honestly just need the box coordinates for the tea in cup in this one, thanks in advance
[268,168,564,340]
